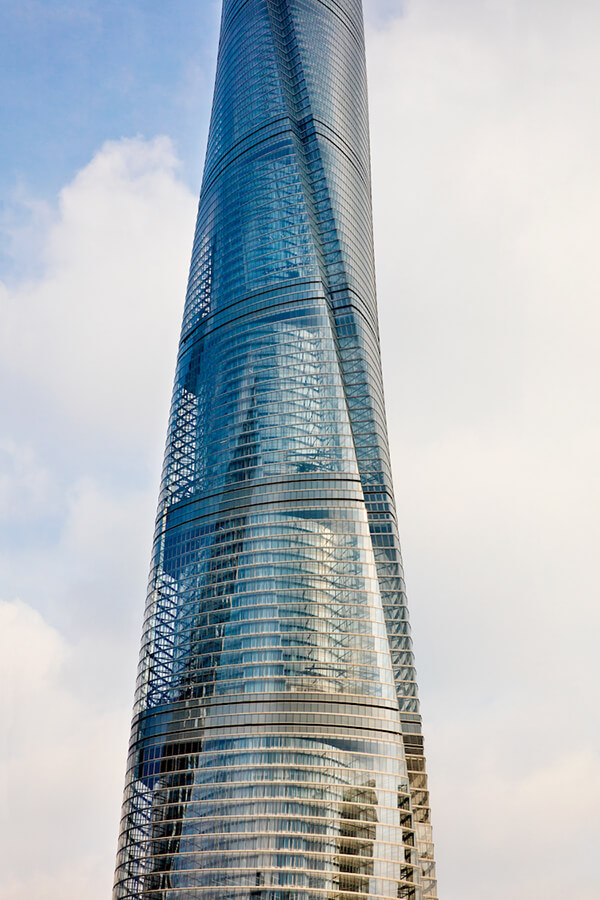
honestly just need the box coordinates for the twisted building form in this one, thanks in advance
[114,1,437,898]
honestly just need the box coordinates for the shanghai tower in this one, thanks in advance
[114,1,437,898]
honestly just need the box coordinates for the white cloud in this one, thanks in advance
[366,2,600,897]
[0,599,130,900]
[432,708,600,898]
[0,138,196,899]
[0,439,57,522]
[0,136,196,450]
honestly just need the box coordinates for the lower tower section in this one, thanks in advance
[115,491,424,900]
[116,700,422,900]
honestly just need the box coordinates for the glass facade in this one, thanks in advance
[114,1,437,898]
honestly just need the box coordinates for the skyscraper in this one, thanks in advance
[114,2,437,898]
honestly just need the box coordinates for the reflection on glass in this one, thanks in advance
[113,1,437,898]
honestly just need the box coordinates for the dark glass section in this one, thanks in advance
[114,1,437,898]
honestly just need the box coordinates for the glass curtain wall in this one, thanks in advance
[114,1,437,898]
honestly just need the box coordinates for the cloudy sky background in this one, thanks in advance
[1,0,599,897]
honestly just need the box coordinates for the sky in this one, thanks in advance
[1,1,599,898]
